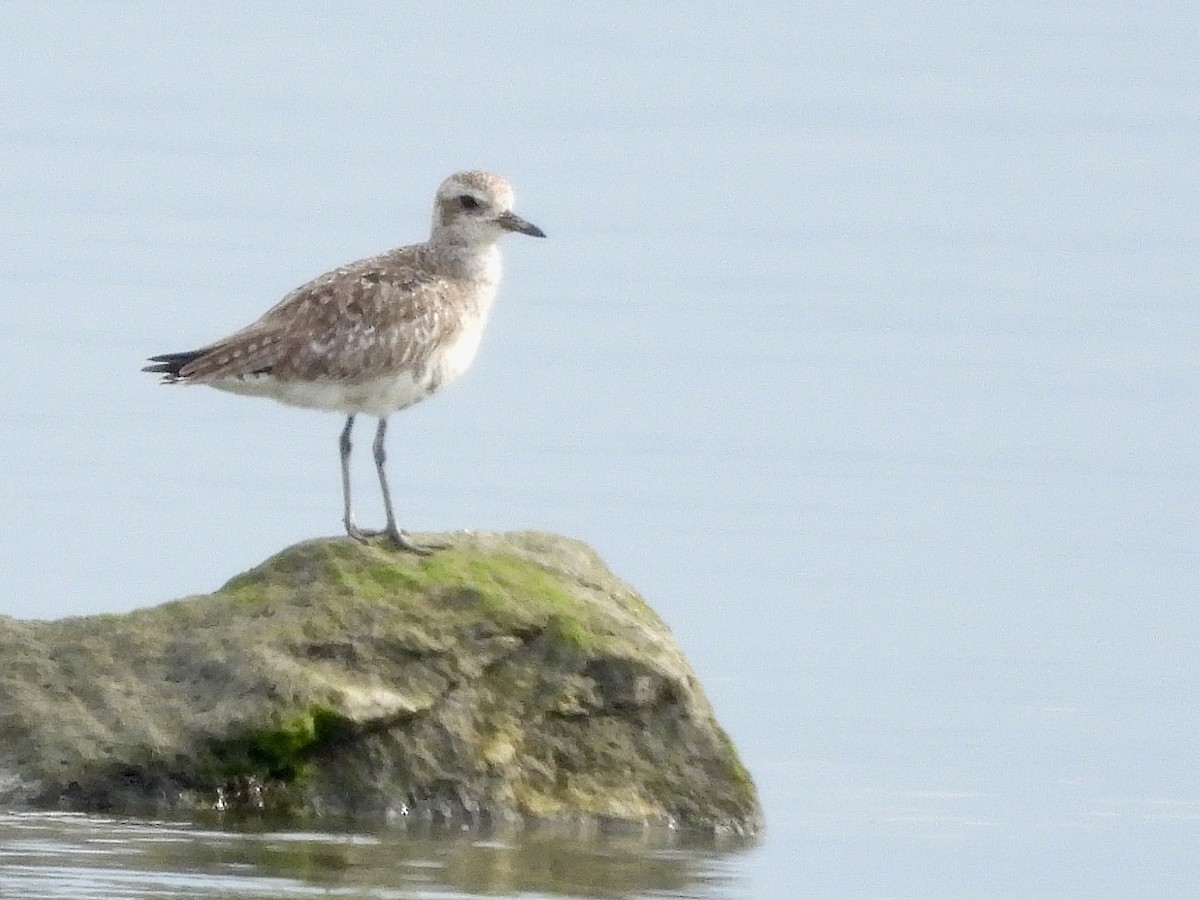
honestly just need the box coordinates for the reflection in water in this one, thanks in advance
[0,811,754,899]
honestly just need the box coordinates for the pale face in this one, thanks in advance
[431,170,544,243]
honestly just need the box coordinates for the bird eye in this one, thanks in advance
[459,195,480,210]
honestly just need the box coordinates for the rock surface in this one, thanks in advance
[0,533,760,833]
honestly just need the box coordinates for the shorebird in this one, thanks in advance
[144,170,544,553]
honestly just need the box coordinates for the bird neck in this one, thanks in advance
[430,240,502,284]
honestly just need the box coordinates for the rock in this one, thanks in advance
[0,533,761,833]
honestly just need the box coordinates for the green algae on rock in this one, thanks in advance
[0,533,761,833]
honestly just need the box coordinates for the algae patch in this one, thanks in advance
[207,707,353,783]
[415,549,603,651]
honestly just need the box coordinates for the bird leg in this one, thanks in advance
[371,417,444,554]
[341,414,382,542]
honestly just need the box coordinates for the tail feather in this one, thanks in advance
[143,349,206,380]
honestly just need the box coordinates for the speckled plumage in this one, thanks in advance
[145,170,544,551]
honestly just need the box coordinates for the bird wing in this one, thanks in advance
[177,255,464,383]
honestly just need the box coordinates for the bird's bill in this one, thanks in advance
[497,212,546,238]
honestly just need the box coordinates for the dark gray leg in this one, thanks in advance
[341,414,380,541]
[371,417,441,554]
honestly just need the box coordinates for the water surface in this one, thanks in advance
[0,812,748,899]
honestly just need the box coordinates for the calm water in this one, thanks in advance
[0,812,749,899]
[2,3,1198,897]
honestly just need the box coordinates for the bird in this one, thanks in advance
[144,170,545,553]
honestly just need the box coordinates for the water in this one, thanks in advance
[0,812,747,898]
[2,3,1198,897]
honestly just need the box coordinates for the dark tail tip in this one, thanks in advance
[143,350,205,378]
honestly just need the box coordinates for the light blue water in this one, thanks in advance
[2,3,1198,897]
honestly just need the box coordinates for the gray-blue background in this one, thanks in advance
[2,3,1197,896]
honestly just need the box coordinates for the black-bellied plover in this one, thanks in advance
[144,170,544,553]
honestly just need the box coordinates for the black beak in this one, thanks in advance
[497,212,546,238]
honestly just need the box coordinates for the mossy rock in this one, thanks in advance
[0,533,760,833]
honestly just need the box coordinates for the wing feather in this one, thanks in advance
[176,250,464,383]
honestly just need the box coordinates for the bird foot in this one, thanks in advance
[345,520,384,543]
[345,519,445,555]
[384,527,448,555]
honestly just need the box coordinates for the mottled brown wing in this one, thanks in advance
[178,257,462,383]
